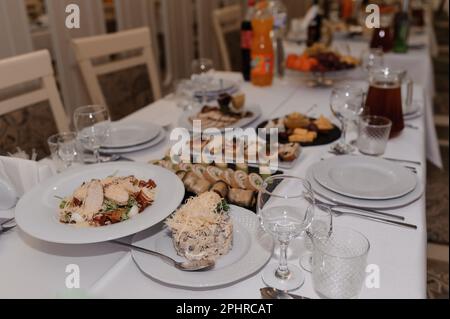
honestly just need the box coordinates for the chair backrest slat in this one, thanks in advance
[212,5,242,72]
[72,27,162,108]
[0,50,70,133]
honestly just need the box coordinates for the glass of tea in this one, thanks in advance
[365,67,413,137]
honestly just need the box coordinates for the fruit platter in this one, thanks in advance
[286,43,361,86]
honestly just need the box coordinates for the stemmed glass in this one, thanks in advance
[257,175,315,291]
[330,84,365,154]
[191,58,214,104]
[361,48,384,73]
[73,105,111,163]
[172,79,199,112]
[299,203,333,272]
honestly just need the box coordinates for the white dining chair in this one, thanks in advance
[72,27,162,108]
[0,50,70,133]
[212,5,243,72]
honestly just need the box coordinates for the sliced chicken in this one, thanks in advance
[81,180,104,219]
[73,183,88,201]
[104,183,129,205]
[119,177,140,194]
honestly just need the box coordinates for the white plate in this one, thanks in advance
[99,128,166,154]
[193,79,237,96]
[15,162,185,244]
[313,156,417,200]
[131,205,274,288]
[404,108,423,120]
[306,167,423,209]
[102,122,161,149]
[178,105,262,133]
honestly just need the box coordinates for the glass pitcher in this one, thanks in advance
[365,67,413,137]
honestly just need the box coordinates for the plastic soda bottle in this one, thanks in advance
[251,1,274,87]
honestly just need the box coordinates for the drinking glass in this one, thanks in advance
[191,58,214,104]
[73,105,111,163]
[299,204,333,273]
[257,175,314,291]
[47,132,80,172]
[172,79,199,112]
[361,48,384,73]
[357,115,392,156]
[330,84,365,154]
[312,226,370,299]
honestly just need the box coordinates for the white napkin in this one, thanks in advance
[0,156,53,198]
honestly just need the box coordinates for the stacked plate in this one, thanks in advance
[100,122,166,154]
[403,100,423,120]
[193,78,239,102]
[306,155,423,209]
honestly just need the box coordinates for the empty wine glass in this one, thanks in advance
[257,175,314,291]
[361,48,384,73]
[299,203,333,272]
[330,84,365,154]
[73,105,111,163]
[191,58,214,104]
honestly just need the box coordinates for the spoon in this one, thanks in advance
[112,240,215,272]
[0,179,18,210]
[260,287,310,299]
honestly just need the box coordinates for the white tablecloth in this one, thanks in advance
[0,72,428,298]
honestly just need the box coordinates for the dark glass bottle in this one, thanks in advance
[241,0,256,81]
[393,0,411,53]
[307,0,322,47]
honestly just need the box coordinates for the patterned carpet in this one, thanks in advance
[426,13,449,300]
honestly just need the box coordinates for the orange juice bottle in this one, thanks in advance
[251,1,274,87]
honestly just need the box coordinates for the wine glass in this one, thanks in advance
[73,105,111,163]
[330,84,365,154]
[299,203,333,272]
[361,48,384,73]
[191,58,214,104]
[172,79,199,112]
[257,175,315,291]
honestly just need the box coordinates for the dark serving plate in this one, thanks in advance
[256,117,341,147]
[180,163,283,213]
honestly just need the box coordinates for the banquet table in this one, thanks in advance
[0,68,428,298]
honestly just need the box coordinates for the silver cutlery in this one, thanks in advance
[112,240,215,272]
[0,218,16,234]
[405,124,419,130]
[313,196,405,221]
[260,287,310,299]
[84,154,135,164]
[332,210,417,229]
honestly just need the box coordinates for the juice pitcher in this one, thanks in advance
[365,67,414,137]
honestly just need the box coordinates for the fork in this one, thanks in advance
[332,210,417,230]
[313,196,405,221]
